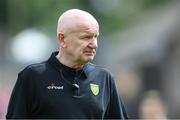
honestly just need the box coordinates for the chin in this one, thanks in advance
[84,57,94,63]
[81,54,95,63]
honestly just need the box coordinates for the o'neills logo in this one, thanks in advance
[47,83,64,90]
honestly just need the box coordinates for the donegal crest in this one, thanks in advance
[90,83,99,96]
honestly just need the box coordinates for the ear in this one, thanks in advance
[57,32,66,48]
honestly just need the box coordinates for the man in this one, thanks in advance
[6,9,128,119]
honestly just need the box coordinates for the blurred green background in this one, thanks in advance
[1,0,180,119]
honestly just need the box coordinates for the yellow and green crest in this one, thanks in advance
[90,83,99,96]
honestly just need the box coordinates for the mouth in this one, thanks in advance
[84,51,95,56]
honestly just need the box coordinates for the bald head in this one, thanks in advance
[57,9,99,36]
[56,9,99,68]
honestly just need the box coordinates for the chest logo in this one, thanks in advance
[90,83,99,96]
[47,83,64,90]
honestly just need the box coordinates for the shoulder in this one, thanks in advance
[86,62,114,77]
[19,61,49,78]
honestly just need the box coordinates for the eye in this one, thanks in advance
[82,35,92,39]
[94,35,98,38]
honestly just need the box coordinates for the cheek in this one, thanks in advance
[77,42,87,51]
[69,40,88,54]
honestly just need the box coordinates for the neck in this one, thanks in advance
[56,52,84,69]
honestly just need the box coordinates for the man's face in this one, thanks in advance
[64,22,99,64]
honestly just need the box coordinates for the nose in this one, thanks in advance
[88,38,98,49]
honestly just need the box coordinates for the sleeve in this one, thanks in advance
[6,73,31,119]
[104,76,128,119]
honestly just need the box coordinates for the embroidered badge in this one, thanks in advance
[90,83,99,96]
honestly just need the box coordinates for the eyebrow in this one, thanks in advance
[79,31,99,37]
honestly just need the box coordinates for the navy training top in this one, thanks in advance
[6,51,128,119]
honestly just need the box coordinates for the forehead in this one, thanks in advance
[60,10,99,35]
[71,20,99,35]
